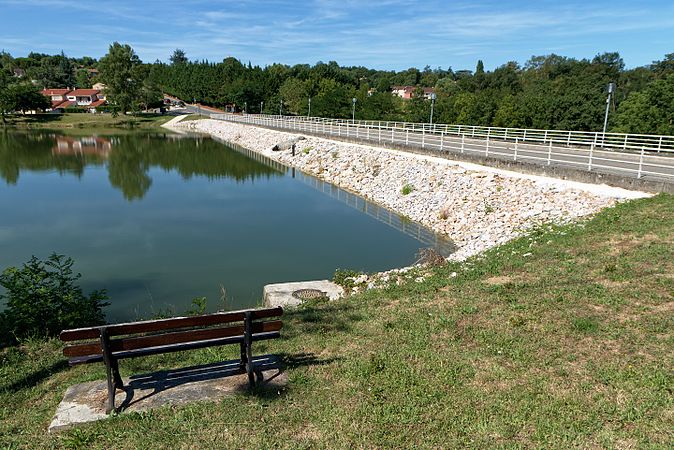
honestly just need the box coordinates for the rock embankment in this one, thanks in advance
[175,119,645,261]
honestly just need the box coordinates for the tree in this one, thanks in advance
[98,42,143,114]
[0,254,108,344]
[0,83,50,122]
[170,49,188,65]
[613,74,674,134]
[76,68,91,88]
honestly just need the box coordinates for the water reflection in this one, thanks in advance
[0,131,283,200]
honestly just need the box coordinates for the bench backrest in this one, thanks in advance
[60,307,283,361]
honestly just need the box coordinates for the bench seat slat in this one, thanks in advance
[63,320,283,358]
[67,331,281,366]
[60,306,283,341]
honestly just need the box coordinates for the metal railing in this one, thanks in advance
[209,113,674,184]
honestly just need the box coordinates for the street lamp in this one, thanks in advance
[279,98,283,116]
[260,101,264,114]
[429,93,437,125]
[352,97,357,122]
[308,97,311,117]
[602,82,615,136]
[244,101,247,114]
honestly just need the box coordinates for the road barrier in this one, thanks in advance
[209,113,674,184]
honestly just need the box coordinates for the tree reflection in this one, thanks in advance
[0,131,282,200]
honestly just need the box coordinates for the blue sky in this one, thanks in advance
[0,0,673,71]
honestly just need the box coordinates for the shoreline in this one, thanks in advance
[171,118,649,262]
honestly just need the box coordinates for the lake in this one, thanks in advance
[0,130,454,322]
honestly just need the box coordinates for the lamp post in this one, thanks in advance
[279,98,283,116]
[602,82,615,136]
[260,101,264,114]
[352,97,357,122]
[244,101,247,114]
[429,93,437,125]
[308,97,311,117]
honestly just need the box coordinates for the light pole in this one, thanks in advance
[244,101,247,114]
[602,82,615,136]
[308,97,311,117]
[429,93,437,125]
[279,98,283,116]
[352,97,357,122]
[260,101,264,114]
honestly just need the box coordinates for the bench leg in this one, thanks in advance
[243,312,255,388]
[100,327,124,414]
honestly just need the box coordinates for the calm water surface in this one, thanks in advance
[0,131,453,322]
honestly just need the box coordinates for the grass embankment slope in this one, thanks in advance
[4,113,172,132]
[1,194,672,448]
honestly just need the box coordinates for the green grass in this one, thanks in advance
[1,194,672,448]
[3,113,172,131]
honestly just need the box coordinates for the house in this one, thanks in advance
[391,86,436,100]
[41,89,72,108]
[41,88,107,111]
[92,82,107,100]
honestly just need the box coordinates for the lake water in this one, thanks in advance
[0,131,454,322]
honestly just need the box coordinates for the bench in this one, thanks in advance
[59,306,283,414]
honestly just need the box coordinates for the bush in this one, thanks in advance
[0,254,109,345]
[401,183,415,195]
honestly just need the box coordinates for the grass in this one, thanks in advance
[401,183,415,195]
[3,112,172,131]
[179,114,210,122]
[1,194,672,448]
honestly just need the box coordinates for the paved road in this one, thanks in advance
[216,115,674,186]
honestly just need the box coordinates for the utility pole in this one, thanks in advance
[429,93,437,125]
[352,97,357,122]
[602,82,615,136]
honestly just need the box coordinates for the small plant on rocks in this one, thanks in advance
[401,183,415,195]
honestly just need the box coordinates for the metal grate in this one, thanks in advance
[292,289,327,300]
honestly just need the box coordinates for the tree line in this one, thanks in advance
[1,44,673,134]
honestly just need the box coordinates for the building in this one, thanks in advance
[391,86,436,100]
[40,88,107,111]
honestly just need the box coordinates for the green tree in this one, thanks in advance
[99,42,143,114]
[0,254,109,344]
[170,49,188,65]
[613,74,674,134]
[0,83,50,122]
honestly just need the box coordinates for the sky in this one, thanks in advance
[0,0,673,71]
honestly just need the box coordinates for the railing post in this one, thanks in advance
[440,131,444,152]
[547,140,552,165]
[623,134,628,151]
[543,129,548,144]
[658,136,663,153]
[514,138,518,161]
[486,136,490,157]
[588,143,594,171]
[378,123,381,144]
[637,147,645,178]
[461,134,465,153]
[406,129,409,145]
[422,128,425,148]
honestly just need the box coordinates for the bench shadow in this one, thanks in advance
[117,351,337,410]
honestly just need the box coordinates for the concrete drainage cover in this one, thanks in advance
[292,289,327,300]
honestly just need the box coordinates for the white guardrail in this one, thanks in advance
[209,113,674,183]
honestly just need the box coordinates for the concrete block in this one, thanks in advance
[263,280,344,308]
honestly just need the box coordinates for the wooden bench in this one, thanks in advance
[59,306,283,414]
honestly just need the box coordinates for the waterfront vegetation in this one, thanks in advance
[1,194,671,448]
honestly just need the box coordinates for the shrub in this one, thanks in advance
[401,183,415,195]
[0,254,109,345]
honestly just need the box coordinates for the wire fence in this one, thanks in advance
[209,113,674,184]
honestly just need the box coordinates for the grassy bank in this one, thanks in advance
[3,113,172,131]
[1,195,672,448]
